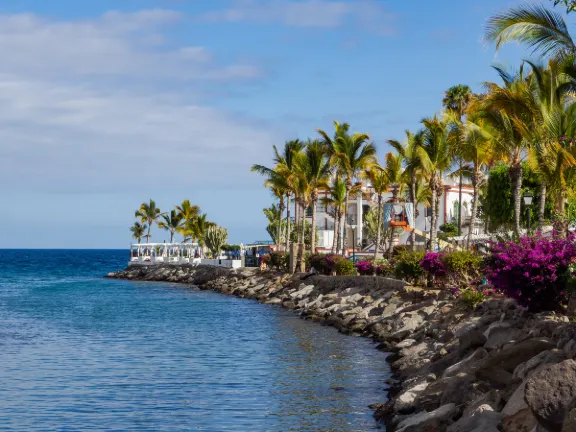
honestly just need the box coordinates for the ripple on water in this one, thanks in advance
[0,250,390,431]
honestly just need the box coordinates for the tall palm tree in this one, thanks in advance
[363,165,389,259]
[381,152,405,258]
[318,121,377,255]
[443,84,472,235]
[252,165,290,249]
[455,105,496,248]
[388,130,423,250]
[419,116,452,250]
[252,140,304,252]
[298,140,331,254]
[135,199,162,243]
[263,203,284,244]
[175,200,200,242]
[158,210,183,243]
[130,222,147,243]
[322,177,348,254]
[481,66,535,236]
[485,4,576,61]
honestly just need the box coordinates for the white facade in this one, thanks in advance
[307,177,480,253]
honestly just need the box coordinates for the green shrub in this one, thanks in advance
[443,250,483,276]
[394,250,425,283]
[269,252,286,270]
[458,287,486,309]
[282,252,290,269]
[335,258,357,276]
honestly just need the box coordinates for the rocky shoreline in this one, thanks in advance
[106,264,576,432]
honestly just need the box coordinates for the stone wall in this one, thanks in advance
[106,264,576,432]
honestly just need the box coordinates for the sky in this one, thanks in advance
[0,0,552,248]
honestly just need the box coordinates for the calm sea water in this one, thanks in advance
[0,250,390,431]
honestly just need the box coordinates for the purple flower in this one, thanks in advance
[485,233,576,312]
[420,252,446,277]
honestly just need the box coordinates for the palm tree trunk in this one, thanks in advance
[342,189,349,255]
[467,173,479,250]
[170,231,174,243]
[147,221,152,243]
[374,194,382,260]
[430,185,438,252]
[295,197,300,245]
[538,182,546,233]
[299,201,306,272]
[285,194,291,251]
[332,212,338,254]
[458,161,463,236]
[410,175,417,251]
[277,197,283,249]
[510,163,523,238]
[311,199,317,254]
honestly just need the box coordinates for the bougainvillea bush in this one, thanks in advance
[309,253,346,275]
[485,234,576,312]
[420,252,446,277]
[356,261,374,275]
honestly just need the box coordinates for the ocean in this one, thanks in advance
[0,249,389,431]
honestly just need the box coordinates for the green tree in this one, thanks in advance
[135,199,162,242]
[252,140,304,251]
[130,222,147,243]
[318,121,376,255]
[485,4,575,61]
[297,139,331,254]
[388,130,424,249]
[443,84,472,236]
[551,0,576,13]
[450,104,495,248]
[363,164,390,258]
[263,203,286,245]
[158,210,183,243]
[418,116,452,250]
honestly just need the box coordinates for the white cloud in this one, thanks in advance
[200,0,396,34]
[0,10,277,194]
[0,10,262,80]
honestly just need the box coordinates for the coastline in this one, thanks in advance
[107,264,576,432]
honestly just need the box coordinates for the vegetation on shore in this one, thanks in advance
[251,3,576,314]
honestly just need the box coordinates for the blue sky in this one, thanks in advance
[0,0,547,248]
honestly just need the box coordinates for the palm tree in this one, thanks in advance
[381,152,405,258]
[455,105,496,248]
[252,166,290,249]
[194,214,214,250]
[176,200,200,223]
[525,60,576,232]
[322,177,348,254]
[252,140,304,251]
[485,4,575,61]
[363,165,389,259]
[481,66,535,237]
[443,84,472,236]
[135,199,162,242]
[318,121,377,255]
[158,210,183,243]
[388,130,423,250]
[263,203,284,244]
[419,116,452,250]
[298,140,331,254]
[130,222,147,243]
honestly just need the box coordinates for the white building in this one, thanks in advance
[308,177,482,254]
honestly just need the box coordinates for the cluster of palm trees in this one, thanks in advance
[130,199,214,246]
[253,4,576,254]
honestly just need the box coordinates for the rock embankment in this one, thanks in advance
[107,264,576,432]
